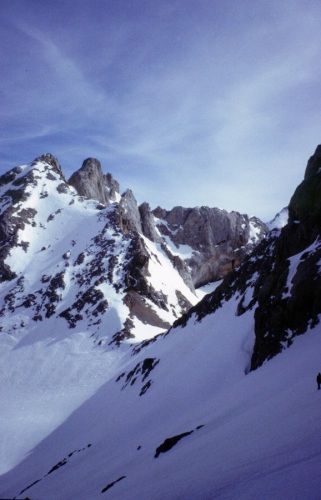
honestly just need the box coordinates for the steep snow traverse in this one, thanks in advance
[1,147,321,499]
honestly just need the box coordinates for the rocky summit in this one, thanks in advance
[1,146,321,500]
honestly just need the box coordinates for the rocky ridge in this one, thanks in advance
[0,155,196,343]
[0,153,267,343]
[67,157,268,289]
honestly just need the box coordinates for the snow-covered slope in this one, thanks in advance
[0,154,200,477]
[266,206,289,230]
[1,292,320,499]
[1,147,321,499]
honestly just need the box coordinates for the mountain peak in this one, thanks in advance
[304,144,321,180]
[33,153,66,181]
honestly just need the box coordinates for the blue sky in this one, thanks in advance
[1,0,321,220]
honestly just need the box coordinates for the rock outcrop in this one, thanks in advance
[152,206,268,287]
[118,189,143,234]
[35,153,66,181]
[68,158,119,205]
[251,144,321,368]
[139,203,162,243]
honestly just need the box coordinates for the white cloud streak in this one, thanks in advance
[1,0,321,220]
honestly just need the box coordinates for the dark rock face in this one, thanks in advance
[154,430,194,458]
[116,357,160,396]
[68,158,119,205]
[153,205,268,287]
[154,425,204,458]
[101,476,126,493]
[303,144,321,180]
[250,145,321,369]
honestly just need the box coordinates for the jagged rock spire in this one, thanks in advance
[68,158,119,205]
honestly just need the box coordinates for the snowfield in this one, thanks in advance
[1,292,321,499]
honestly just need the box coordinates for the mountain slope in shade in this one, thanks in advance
[1,147,321,499]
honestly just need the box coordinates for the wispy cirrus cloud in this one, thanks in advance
[1,0,321,219]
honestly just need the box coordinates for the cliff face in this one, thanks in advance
[251,145,321,368]
[152,205,268,287]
